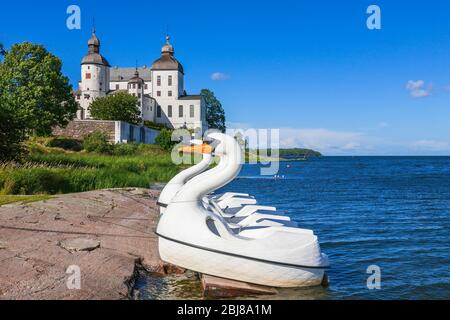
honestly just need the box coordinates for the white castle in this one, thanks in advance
[75,30,207,132]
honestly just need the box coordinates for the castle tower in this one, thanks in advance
[79,29,111,119]
[128,68,145,120]
[151,36,185,100]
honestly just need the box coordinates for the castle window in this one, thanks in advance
[168,91,172,97]
[157,91,161,97]
[116,84,119,90]
[138,84,142,89]
[168,76,173,86]
[179,105,184,118]
[190,105,195,118]
[157,106,162,118]
[138,93,141,98]
[145,84,148,90]
[168,105,173,118]
[85,73,91,79]
[157,76,161,86]
[133,84,136,89]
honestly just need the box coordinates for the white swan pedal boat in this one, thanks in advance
[156,133,329,288]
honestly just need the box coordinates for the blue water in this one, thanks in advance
[215,157,450,300]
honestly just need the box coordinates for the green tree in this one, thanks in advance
[155,128,176,151]
[0,42,78,136]
[90,92,142,125]
[201,89,226,132]
[0,95,26,160]
[83,131,113,154]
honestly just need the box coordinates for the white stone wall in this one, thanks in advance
[115,121,159,144]
[127,83,144,118]
[154,98,205,131]
[142,97,156,123]
[151,70,183,99]
[78,64,109,119]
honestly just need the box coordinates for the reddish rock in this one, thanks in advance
[202,275,278,298]
[59,238,100,252]
[163,263,187,275]
[0,188,164,300]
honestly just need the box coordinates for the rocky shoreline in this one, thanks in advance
[0,188,186,300]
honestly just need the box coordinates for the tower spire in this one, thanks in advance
[162,30,174,56]
[92,17,96,34]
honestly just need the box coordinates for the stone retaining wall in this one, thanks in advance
[53,120,160,144]
[53,120,116,142]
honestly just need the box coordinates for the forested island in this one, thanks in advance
[278,148,322,158]
[247,148,322,162]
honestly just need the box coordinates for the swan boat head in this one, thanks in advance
[157,140,213,214]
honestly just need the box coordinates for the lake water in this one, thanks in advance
[137,157,450,300]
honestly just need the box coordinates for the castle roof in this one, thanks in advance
[151,36,184,74]
[110,67,152,82]
[128,69,145,84]
[81,31,111,67]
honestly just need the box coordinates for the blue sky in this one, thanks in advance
[1,0,450,155]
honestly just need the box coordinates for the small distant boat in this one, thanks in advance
[299,153,308,161]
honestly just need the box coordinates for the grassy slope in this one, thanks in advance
[0,141,181,196]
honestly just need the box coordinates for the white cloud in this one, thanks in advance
[279,128,366,154]
[411,140,449,151]
[406,80,431,98]
[211,72,230,81]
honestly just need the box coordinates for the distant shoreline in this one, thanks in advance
[245,154,450,163]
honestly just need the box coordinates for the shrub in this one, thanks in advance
[113,143,139,156]
[83,131,113,154]
[90,92,141,125]
[46,137,83,152]
[155,129,176,151]
[143,121,169,131]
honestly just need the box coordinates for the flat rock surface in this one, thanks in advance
[59,238,101,252]
[0,188,165,300]
[202,275,278,298]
